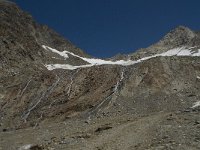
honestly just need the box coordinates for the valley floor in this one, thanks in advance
[1,109,200,150]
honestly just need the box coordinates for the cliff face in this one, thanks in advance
[1,1,200,149]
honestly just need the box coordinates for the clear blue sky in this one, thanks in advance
[12,0,200,58]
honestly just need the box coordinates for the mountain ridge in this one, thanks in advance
[1,1,200,150]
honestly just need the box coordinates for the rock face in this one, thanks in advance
[1,1,200,150]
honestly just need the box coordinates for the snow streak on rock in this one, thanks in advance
[21,76,60,122]
[114,69,124,92]
[191,101,200,108]
[86,68,125,119]
[43,45,200,70]
[67,69,79,97]
[20,79,31,97]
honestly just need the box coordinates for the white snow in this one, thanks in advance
[18,144,33,150]
[19,79,32,97]
[192,49,200,56]
[191,101,200,108]
[161,48,182,56]
[177,49,192,56]
[42,45,69,59]
[114,69,125,92]
[45,64,94,70]
[42,45,200,70]
[197,76,200,80]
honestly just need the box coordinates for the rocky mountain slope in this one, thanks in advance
[0,1,200,150]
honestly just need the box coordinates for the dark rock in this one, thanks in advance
[194,120,200,125]
[95,126,113,132]
[2,128,7,132]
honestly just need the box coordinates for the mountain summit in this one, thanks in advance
[162,26,196,44]
[1,1,200,150]
[128,25,200,60]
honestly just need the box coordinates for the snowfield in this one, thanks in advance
[42,45,200,70]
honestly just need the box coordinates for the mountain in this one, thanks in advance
[1,1,200,150]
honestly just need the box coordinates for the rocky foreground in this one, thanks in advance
[1,0,200,149]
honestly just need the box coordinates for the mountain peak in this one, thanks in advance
[166,25,195,38]
[0,0,16,5]
[129,26,199,59]
[159,25,196,46]
[173,25,192,31]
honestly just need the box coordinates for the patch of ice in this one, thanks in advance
[42,46,200,70]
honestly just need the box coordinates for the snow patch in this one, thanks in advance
[18,144,33,150]
[191,101,200,108]
[42,46,200,70]
[42,45,69,59]
[45,64,94,70]
[192,49,200,56]
[177,49,192,56]
[197,76,200,80]
[160,48,182,56]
